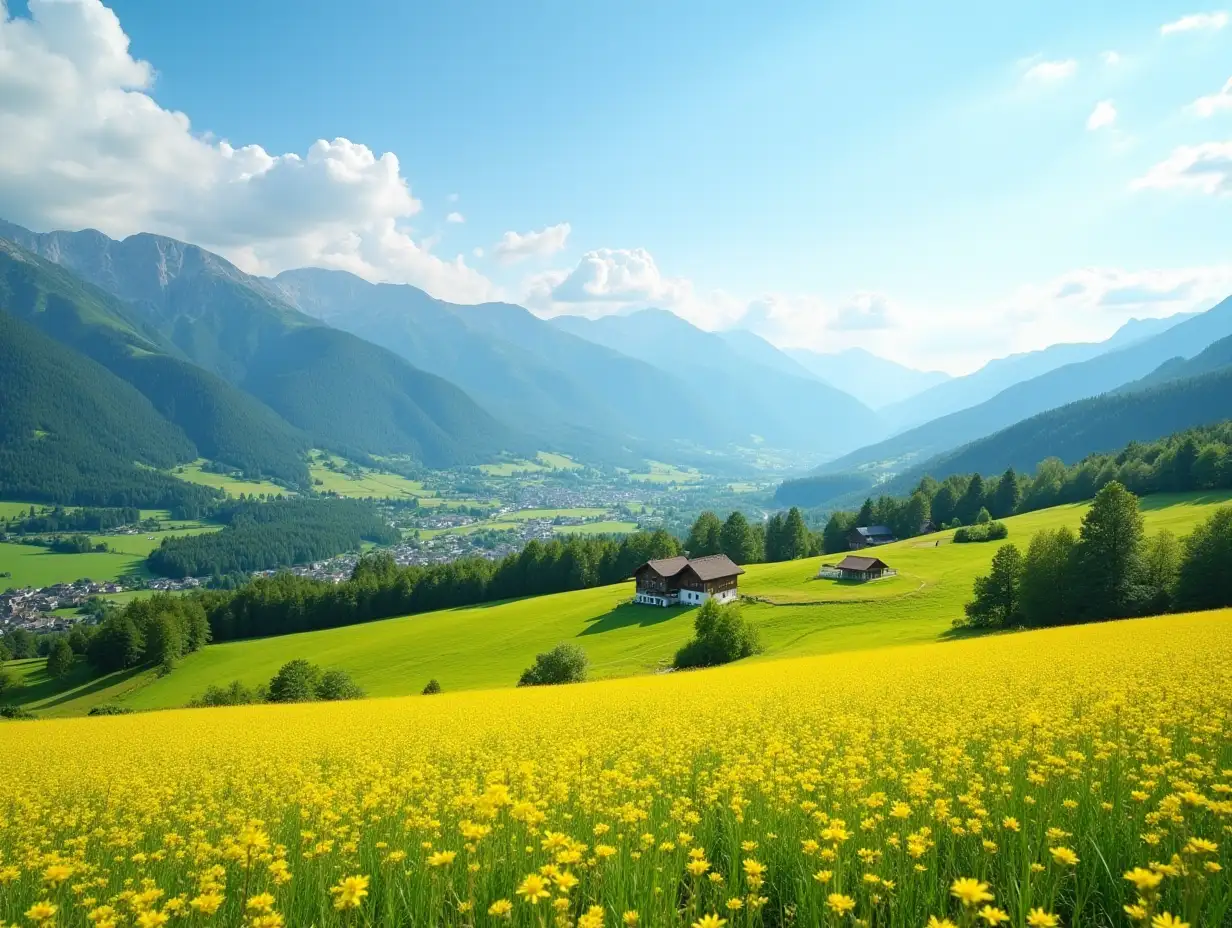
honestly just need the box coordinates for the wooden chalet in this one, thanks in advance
[848,524,897,550]
[818,554,895,582]
[633,554,745,607]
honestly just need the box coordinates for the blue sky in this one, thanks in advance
[2,0,1232,371]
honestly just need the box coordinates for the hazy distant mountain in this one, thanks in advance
[552,310,883,457]
[880,312,1196,432]
[0,220,523,468]
[714,329,822,381]
[783,346,950,409]
[271,268,732,463]
[815,297,1232,477]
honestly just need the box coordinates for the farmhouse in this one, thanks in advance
[848,524,897,549]
[818,555,896,582]
[633,554,744,607]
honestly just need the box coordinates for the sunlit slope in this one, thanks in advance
[1,611,1229,926]
[57,492,1232,713]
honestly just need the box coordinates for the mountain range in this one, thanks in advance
[4,215,1232,513]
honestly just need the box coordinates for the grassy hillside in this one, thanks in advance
[18,491,1226,716]
[173,461,291,497]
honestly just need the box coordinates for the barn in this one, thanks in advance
[819,554,896,582]
[633,554,744,606]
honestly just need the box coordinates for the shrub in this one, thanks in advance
[954,521,1008,543]
[188,680,266,708]
[0,705,35,720]
[46,637,75,678]
[673,599,762,670]
[518,644,589,687]
[267,660,323,703]
[88,705,133,716]
[316,670,364,702]
[422,679,442,695]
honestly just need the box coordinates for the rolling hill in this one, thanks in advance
[16,491,1227,716]
[270,268,731,463]
[0,221,526,469]
[553,309,883,457]
[816,297,1232,477]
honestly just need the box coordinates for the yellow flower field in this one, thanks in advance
[1,612,1230,928]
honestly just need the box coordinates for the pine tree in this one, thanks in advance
[686,511,724,557]
[719,511,759,564]
[957,474,986,525]
[1073,481,1144,619]
[992,467,1021,518]
[856,498,875,527]
[782,507,811,561]
[964,544,1023,628]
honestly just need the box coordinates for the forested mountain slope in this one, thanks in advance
[0,221,525,467]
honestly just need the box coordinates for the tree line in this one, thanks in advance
[963,481,1232,630]
[197,529,683,642]
[147,498,401,578]
[819,420,1232,555]
[1,506,142,535]
[684,507,813,564]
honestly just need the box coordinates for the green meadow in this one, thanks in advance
[308,453,430,499]
[12,490,1228,717]
[172,461,288,497]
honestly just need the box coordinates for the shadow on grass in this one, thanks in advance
[938,624,1023,643]
[578,602,685,637]
[8,663,145,711]
[1139,491,1232,511]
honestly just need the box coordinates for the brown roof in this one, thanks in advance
[683,553,745,581]
[638,556,690,579]
[835,555,889,572]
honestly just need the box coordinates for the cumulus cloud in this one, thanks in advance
[1086,100,1118,130]
[1132,141,1232,195]
[1190,77,1232,117]
[492,222,571,264]
[1161,11,1229,34]
[445,211,465,223]
[1022,58,1077,83]
[0,0,495,302]
[1102,50,1122,66]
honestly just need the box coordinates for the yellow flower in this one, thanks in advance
[622,912,639,926]
[516,874,551,905]
[330,875,370,911]
[726,897,743,911]
[1002,817,1020,832]
[41,865,72,885]
[578,905,605,928]
[1025,909,1059,928]
[692,916,726,928]
[246,893,276,913]
[487,899,513,918]
[813,869,833,884]
[1050,846,1079,867]
[554,871,579,893]
[1124,904,1147,922]
[687,858,711,876]
[926,919,958,928]
[426,850,457,868]
[25,902,57,924]
[189,895,223,917]
[1150,916,1188,928]
[979,906,1010,926]
[827,893,856,916]
[950,878,994,907]
[136,913,169,928]
[1184,838,1217,855]
[1124,868,1164,893]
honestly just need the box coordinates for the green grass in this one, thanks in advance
[491,508,609,522]
[0,502,53,520]
[308,453,429,499]
[0,543,150,591]
[18,491,1231,716]
[628,461,702,484]
[478,452,581,477]
[418,508,618,538]
[556,520,639,535]
[172,461,288,497]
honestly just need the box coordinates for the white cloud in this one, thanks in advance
[0,0,496,302]
[445,211,465,223]
[1022,58,1077,84]
[492,222,571,264]
[1102,50,1122,65]
[1190,77,1232,117]
[1087,100,1117,130]
[1132,141,1232,194]
[472,246,484,258]
[1161,11,1229,34]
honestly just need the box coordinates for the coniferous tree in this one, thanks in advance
[686,511,724,558]
[1072,481,1144,620]
[719,511,759,565]
[957,474,986,526]
[782,507,812,561]
[992,467,1021,519]
[764,513,787,561]
[46,637,75,678]
[855,498,876,527]
[964,544,1023,628]
[1174,507,1232,611]
[1018,527,1076,627]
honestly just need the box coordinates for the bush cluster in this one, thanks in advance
[673,599,762,670]
[189,659,364,708]
[517,644,589,687]
[953,521,1009,543]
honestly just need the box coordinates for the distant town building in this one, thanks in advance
[848,525,897,549]
[819,554,896,582]
[633,554,744,607]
